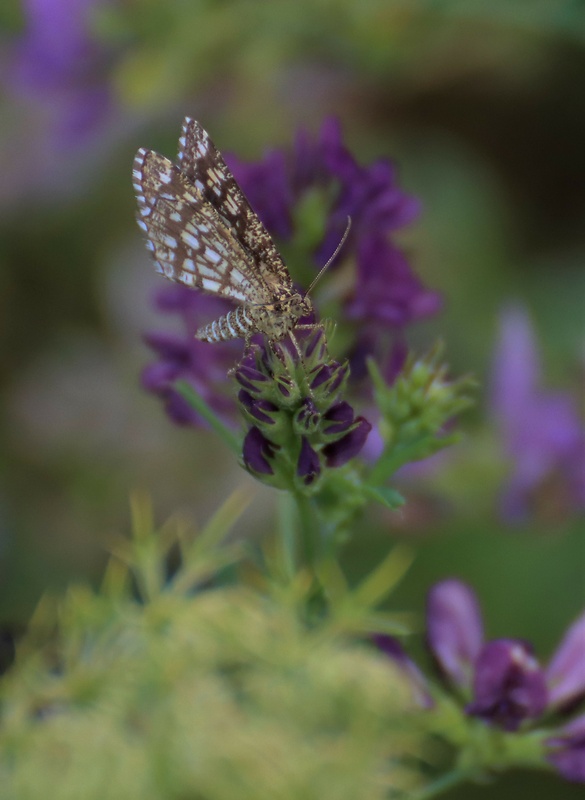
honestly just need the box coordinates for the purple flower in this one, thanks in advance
[237,333,371,487]
[547,714,585,783]
[4,0,113,148]
[346,237,442,328]
[142,120,433,469]
[378,578,585,766]
[297,437,321,485]
[427,581,585,746]
[142,285,240,429]
[491,306,585,522]
[466,639,547,731]
[546,609,585,710]
[242,427,279,475]
[322,416,372,467]
[227,118,440,358]
[426,579,484,690]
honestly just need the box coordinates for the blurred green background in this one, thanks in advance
[0,2,584,795]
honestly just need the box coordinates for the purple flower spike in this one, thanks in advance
[426,580,484,690]
[242,427,278,475]
[374,635,434,709]
[322,416,372,467]
[547,713,585,783]
[297,437,321,485]
[546,610,585,711]
[467,639,548,731]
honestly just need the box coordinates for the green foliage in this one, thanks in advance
[368,345,476,485]
[0,496,424,800]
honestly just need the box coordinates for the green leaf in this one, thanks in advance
[362,485,405,510]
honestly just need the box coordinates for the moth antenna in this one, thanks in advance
[305,216,351,298]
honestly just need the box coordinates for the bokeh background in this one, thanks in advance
[0,2,584,796]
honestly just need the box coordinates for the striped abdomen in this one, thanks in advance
[196,305,257,343]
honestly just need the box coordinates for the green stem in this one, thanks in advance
[277,493,297,579]
[177,381,241,454]
[294,492,318,572]
[408,769,468,800]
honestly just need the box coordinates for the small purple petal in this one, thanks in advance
[309,364,334,390]
[297,437,321,485]
[373,635,434,709]
[242,427,278,475]
[295,398,320,433]
[308,362,347,392]
[547,713,585,783]
[303,327,327,360]
[426,580,484,690]
[234,365,267,392]
[546,609,585,710]
[327,363,348,393]
[467,639,548,731]
[322,416,371,467]
[238,390,278,425]
[323,401,355,434]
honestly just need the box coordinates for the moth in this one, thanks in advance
[133,118,318,345]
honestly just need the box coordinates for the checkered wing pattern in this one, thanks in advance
[133,147,273,305]
[177,118,294,293]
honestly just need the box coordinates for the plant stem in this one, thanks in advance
[177,381,241,454]
[277,493,297,579]
[294,492,318,572]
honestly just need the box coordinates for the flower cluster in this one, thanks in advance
[366,346,475,476]
[377,579,585,782]
[143,119,441,434]
[236,328,371,489]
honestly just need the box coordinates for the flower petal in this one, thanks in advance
[546,609,585,710]
[467,639,547,731]
[426,580,484,690]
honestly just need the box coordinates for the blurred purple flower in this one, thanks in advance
[467,639,547,731]
[227,118,441,351]
[346,237,442,328]
[546,608,585,711]
[5,0,113,148]
[491,306,585,522]
[426,579,484,690]
[142,285,240,429]
[547,714,585,783]
[377,578,585,774]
